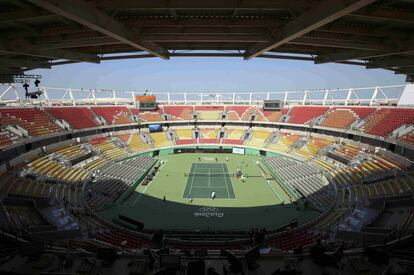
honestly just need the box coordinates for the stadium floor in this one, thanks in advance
[99,153,319,231]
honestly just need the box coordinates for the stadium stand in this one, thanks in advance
[124,133,152,151]
[288,106,329,124]
[266,134,301,152]
[86,156,155,210]
[321,109,357,129]
[245,129,272,147]
[241,106,257,121]
[348,107,375,120]
[195,106,224,120]
[91,139,130,160]
[173,128,194,140]
[0,108,61,136]
[162,105,193,120]
[46,107,99,129]
[148,132,173,147]
[260,108,282,122]
[294,138,333,160]
[221,127,246,145]
[225,106,249,121]
[199,128,219,139]
[137,110,164,122]
[361,108,414,137]
[91,106,132,125]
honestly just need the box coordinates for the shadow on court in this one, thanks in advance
[100,192,320,232]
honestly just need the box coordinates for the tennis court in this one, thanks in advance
[183,163,236,199]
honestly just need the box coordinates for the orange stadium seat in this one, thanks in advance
[321,109,356,129]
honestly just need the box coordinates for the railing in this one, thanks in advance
[0,84,406,106]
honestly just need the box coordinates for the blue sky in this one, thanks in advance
[29,57,405,92]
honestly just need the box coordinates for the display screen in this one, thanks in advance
[137,100,157,110]
[232,147,245,155]
[263,100,282,111]
[149,124,163,132]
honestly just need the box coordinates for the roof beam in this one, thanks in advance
[37,36,385,52]
[315,50,405,63]
[27,0,170,59]
[96,0,308,10]
[244,0,376,60]
[0,8,57,24]
[366,57,414,69]
[395,68,414,75]
[350,8,414,24]
[0,57,51,68]
[0,40,100,63]
[316,38,414,64]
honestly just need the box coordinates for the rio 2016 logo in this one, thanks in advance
[194,207,224,218]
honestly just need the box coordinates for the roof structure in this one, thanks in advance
[0,0,414,82]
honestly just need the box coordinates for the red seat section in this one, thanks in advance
[225,106,249,121]
[288,106,329,124]
[92,106,132,125]
[0,108,61,136]
[259,107,282,122]
[194,105,224,111]
[349,107,375,119]
[175,139,196,145]
[268,230,320,251]
[46,107,99,129]
[363,108,414,137]
[137,110,163,122]
[162,105,193,120]
[96,230,150,249]
[221,139,244,145]
[199,138,219,144]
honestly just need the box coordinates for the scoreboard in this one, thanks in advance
[135,95,157,111]
[263,100,282,111]
[137,100,157,111]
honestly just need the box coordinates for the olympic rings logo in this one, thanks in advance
[194,207,224,218]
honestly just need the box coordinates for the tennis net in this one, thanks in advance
[184,172,234,177]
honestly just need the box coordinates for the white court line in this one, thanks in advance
[193,186,228,189]
[208,168,211,188]
[253,160,283,203]
[188,162,197,196]
[221,163,231,198]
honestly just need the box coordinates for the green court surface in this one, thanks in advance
[183,163,235,199]
[99,153,320,231]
